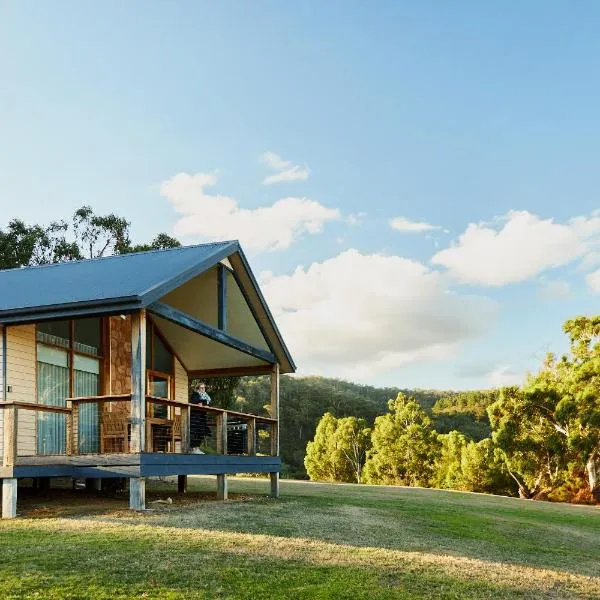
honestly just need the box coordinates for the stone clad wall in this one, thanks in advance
[109,316,132,403]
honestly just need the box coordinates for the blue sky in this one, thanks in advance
[1,2,600,389]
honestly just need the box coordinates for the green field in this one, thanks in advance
[1,478,599,599]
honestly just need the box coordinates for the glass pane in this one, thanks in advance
[75,361,100,453]
[37,352,69,455]
[37,344,69,369]
[74,318,101,355]
[37,353,69,406]
[37,321,70,348]
[153,332,173,374]
[74,354,100,375]
[149,375,169,418]
[149,376,169,398]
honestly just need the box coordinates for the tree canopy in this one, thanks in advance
[0,206,180,270]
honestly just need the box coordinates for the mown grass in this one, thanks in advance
[1,477,599,599]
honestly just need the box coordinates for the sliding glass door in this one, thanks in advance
[36,319,103,455]
[37,342,69,455]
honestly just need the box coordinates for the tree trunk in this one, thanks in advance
[586,454,600,502]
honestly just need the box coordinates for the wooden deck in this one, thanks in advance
[2,453,280,479]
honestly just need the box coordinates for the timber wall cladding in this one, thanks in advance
[7,325,36,456]
[110,316,132,397]
[0,327,4,458]
[175,357,188,404]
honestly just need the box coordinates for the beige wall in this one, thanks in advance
[175,357,188,404]
[0,326,4,459]
[5,325,36,456]
[0,319,191,458]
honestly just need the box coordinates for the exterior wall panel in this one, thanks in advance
[6,326,36,456]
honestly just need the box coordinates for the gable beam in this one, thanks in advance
[217,263,227,331]
[148,302,276,364]
[189,365,274,378]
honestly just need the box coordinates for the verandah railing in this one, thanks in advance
[0,396,276,461]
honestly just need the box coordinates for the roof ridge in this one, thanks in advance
[0,240,239,274]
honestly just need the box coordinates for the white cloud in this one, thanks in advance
[160,172,340,252]
[586,268,600,293]
[536,278,571,300]
[432,210,600,286]
[260,151,309,185]
[390,216,441,233]
[456,361,525,387]
[260,249,497,380]
[346,212,367,226]
[487,365,526,388]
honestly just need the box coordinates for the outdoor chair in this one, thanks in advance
[100,413,129,453]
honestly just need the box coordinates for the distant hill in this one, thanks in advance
[230,375,493,478]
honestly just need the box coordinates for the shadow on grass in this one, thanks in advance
[13,479,600,582]
[0,524,579,600]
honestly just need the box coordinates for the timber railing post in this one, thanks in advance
[2,405,17,469]
[216,410,228,501]
[270,363,280,498]
[71,402,79,455]
[247,417,256,456]
[181,404,190,454]
[66,400,73,455]
[129,309,147,511]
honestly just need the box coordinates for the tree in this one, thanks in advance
[488,386,568,499]
[522,316,600,500]
[0,206,181,270]
[432,430,468,490]
[363,393,440,486]
[432,431,515,495]
[124,232,182,254]
[460,438,515,496]
[72,206,131,258]
[0,219,80,269]
[305,413,371,483]
[199,377,242,410]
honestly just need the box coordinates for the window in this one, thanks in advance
[146,321,174,418]
[36,319,103,455]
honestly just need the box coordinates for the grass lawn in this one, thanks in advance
[1,477,599,599]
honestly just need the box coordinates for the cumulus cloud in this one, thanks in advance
[537,278,571,300]
[486,365,526,387]
[260,249,497,380]
[160,172,340,252]
[390,216,441,233]
[260,151,309,185]
[456,361,525,387]
[431,210,600,286]
[586,268,600,293]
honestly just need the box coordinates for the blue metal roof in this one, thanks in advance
[0,241,237,320]
[0,240,296,372]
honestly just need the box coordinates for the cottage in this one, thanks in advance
[0,242,295,518]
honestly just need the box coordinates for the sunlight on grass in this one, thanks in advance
[1,478,599,599]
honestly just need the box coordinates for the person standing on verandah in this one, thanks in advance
[190,382,211,453]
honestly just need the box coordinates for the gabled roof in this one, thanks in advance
[0,241,295,372]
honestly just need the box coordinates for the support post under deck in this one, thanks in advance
[1,478,17,519]
[129,310,147,511]
[216,474,228,500]
[269,363,280,498]
[129,477,146,511]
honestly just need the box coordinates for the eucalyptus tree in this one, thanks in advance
[363,393,440,486]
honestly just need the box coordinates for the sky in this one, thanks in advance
[1,1,600,390]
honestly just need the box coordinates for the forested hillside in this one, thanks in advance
[218,376,487,477]
[302,316,600,505]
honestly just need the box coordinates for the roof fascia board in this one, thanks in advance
[148,301,276,364]
[0,297,142,325]
[229,249,296,372]
[140,241,239,307]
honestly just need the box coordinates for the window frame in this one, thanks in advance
[36,318,105,399]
